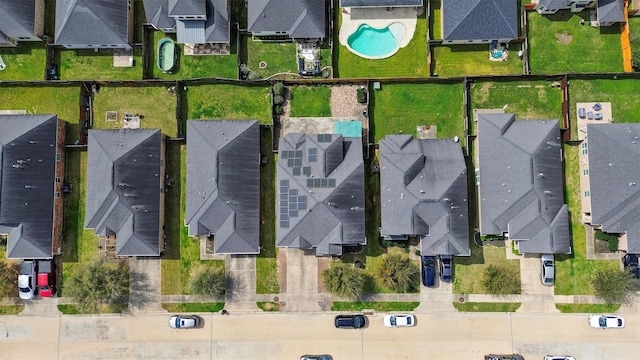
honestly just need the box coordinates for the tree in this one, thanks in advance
[482,265,521,295]
[591,267,637,304]
[0,261,20,299]
[375,253,419,292]
[322,262,364,299]
[65,259,129,313]
[191,268,225,297]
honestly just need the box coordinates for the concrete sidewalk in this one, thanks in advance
[127,258,165,314]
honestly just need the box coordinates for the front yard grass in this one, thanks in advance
[432,44,523,77]
[59,48,143,80]
[527,11,623,74]
[162,303,225,313]
[453,302,521,312]
[0,42,47,80]
[257,302,280,311]
[335,7,428,78]
[246,39,297,79]
[453,245,521,294]
[331,301,420,312]
[555,303,620,313]
[0,305,24,315]
[91,86,178,137]
[289,85,331,117]
[187,84,272,124]
[58,304,128,315]
[371,83,465,143]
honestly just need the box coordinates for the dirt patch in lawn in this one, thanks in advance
[555,31,573,45]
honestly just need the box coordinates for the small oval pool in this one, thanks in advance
[347,23,406,59]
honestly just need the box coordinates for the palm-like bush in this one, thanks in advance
[322,262,364,299]
[375,253,419,292]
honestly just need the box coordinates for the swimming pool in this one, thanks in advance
[347,23,406,59]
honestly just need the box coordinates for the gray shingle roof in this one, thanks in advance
[143,0,229,43]
[143,0,175,29]
[0,0,36,40]
[598,0,624,24]
[85,129,164,257]
[276,133,365,256]
[0,115,60,259]
[443,0,518,41]
[168,0,206,16]
[380,135,470,256]
[587,124,640,253]
[249,0,326,39]
[185,120,260,254]
[477,114,570,254]
[340,0,423,6]
[537,0,571,9]
[55,0,129,47]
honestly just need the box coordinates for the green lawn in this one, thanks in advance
[0,86,80,143]
[429,1,442,40]
[0,42,47,80]
[331,301,420,311]
[187,84,272,124]
[91,86,178,137]
[454,245,521,294]
[568,79,640,127]
[371,83,465,143]
[162,303,225,312]
[289,85,331,117]
[335,8,428,78]
[453,302,521,312]
[161,144,225,295]
[257,302,280,311]
[150,31,238,80]
[59,48,144,80]
[432,45,523,77]
[0,305,24,315]
[469,80,563,121]
[58,304,127,315]
[527,11,623,74]
[246,39,297,79]
[555,303,620,313]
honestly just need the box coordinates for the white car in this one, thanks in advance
[588,314,625,329]
[382,314,415,327]
[169,315,199,329]
[544,356,575,360]
[18,260,36,300]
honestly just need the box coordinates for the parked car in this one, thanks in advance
[421,256,436,287]
[37,260,55,297]
[300,355,332,360]
[544,356,575,360]
[588,314,625,329]
[382,314,415,327]
[439,255,453,283]
[334,314,366,329]
[622,254,640,279]
[484,355,524,360]
[169,315,200,329]
[18,260,36,300]
[540,254,555,286]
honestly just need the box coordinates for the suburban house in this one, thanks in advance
[477,113,571,255]
[0,114,66,259]
[185,120,260,254]
[340,0,423,7]
[85,129,166,257]
[536,0,625,27]
[248,0,326,41]
[55,0,134,49]
[536,0,596,14]
[276,133,366,256]
[580,124,640,253]
[442,0,518,44]
[142,0,230,44]
[379,135,470,256]
[0,0,45,47]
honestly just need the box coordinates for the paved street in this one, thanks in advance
[1,312,638,359]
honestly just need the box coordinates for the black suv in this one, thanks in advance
[334,315,366,329]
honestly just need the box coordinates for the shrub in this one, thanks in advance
[273,82,284,96]
[482,265,521,295]
[591,268,637,304]
[274,105,283,115]
[273,95,284,105]
[594,231,620,252]
[191,268,225,297]
[65,260,129,313]
[356,88,367,103]
[375,253,419,292]
[322,262,364,299]
[0,261,20,299]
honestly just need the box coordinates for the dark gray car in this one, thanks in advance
[334,314,366,329]
[439,255,453,283]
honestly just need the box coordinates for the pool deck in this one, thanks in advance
[339,7,418,55]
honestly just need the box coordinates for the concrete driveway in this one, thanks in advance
[517,255,558,313]
[225,255,258,311]
[283,248,323,312]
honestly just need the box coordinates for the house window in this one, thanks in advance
[583,169,589,175]
[54,192,60,198]
[56,153,61,161]
[581,142,588,155]
[56,177,61,183]
[584,191,590,197]
[128,0,131,10]
[538,5,546,11]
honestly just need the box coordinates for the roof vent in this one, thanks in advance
[630,183,636,186]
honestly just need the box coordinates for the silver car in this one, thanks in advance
[169,315,200,329]
[540,254,555,286]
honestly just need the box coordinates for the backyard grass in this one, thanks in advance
[335,8,428,78]
[187,84,272,124]
[453,302,521,312]
[256,127,279,294]
[162,303,225,313]
[469,80,563,122]
[555,303,620,313]
[0,86,80,143]
[0,42,47,80]
[370,83,465,143]
[288,85,332,117]
[453,245,521,294]
[429,1,441,40]
[527,11,623,74]
[91,86,178,137]
[150,31,238,80]
[432,44,523,77]
[331,301,420,312]
[161,144,225,295]
[57,304,128,315]
[0,305,24,315]
[257,302,280,311]
[58,48,144,80]
[246,39,297,79]
[568,79,640,128]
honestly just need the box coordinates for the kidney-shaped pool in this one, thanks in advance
[347,22,407,59]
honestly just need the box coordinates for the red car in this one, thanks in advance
[37,260,55,297]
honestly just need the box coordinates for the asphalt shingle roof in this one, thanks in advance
[55,0,129,47]
[537,0,571,9]
[340,0,423,6]
[249,0,325,39]
[477,114,570,254]
[443,0,518,41]
[0,0,36,41]
[143,0,229,43]
[185,120,260,254]
[380,135,470,256]
[598,0,624,24]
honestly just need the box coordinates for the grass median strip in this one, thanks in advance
[453,302,521,312]
[162,303,225,313]
[555,303,620,313]
[331,301,420,312]
[57,304,128,315]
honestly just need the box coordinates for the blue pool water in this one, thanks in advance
[335,121,362,138]
[347,24,401,58]
[492,51,503,58]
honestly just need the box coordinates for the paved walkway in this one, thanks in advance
[127,258,165,313]
[224,255,259,312]
[282,248,323,312]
